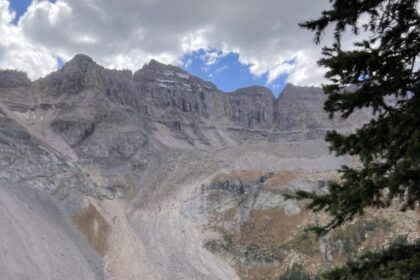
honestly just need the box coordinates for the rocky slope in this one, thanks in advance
[0,55,418,280]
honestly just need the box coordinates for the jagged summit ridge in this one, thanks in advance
[57,53,103,75]
[0,54,368,143]
[70,53,96,64]
[134,58,219,95]
[1,54,329,100]
[279,83,325,100]
[0,70,31,88]
[232,86,274,99]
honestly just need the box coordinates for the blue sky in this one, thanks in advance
[10,0,57,24]
[9,0,32,24]
[182,49,287,95]
[7,0,288,96]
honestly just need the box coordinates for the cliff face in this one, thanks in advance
[33,54,367,152]
[0,55,417,280]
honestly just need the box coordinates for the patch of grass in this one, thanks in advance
[279,263,313,280]
[286,231,320,256]
[330,218,392,256]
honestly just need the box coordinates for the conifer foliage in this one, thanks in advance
[289,0,420,278]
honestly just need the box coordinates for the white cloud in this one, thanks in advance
[0,0,57,79]
[0,0,334,86]
[201,51,226,66]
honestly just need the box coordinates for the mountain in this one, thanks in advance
[0,55,417,280]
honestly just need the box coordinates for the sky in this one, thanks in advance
[1,0,332,95]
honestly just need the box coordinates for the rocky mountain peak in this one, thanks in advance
[0,70,31,88]
[134,59,217,92]
[278,83,324,101]
[143,59,167,70]
[35,54,104,96]
[61,54,101,73]
[71,53,95,64]
[135,59,191,80]
[232,86,274,99]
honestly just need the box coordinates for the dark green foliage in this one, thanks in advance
[287,0,420,234]
[285,0,420,278]
[319,241,420,280]
[279,263,313,280]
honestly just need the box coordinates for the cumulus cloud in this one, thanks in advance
[0,0,333,85]
[0,0,57,79]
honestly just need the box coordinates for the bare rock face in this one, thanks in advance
[273,84,333,140]
[271,83,372,141]
[36,54,103,96]
[0,55,413,280]
[223,86,274,129]
[0,70,31,88]
[134,59,218,119]
[35,56,353,153]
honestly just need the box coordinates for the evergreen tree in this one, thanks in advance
[321,240,420,279]
[287,0,420,278]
